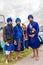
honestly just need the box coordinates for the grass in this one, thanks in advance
[0,48,32,65]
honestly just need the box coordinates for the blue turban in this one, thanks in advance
[7,17,12,22]
[28,15,33,19]
[15,18,21,23]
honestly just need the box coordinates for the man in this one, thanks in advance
[3,17,14,64]
[27,15,40,60]
[13,18,24,60]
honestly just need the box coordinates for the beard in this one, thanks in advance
[17,24,20,27]
[8,24,12,27]
[8,24,13,31]
[30,20,33,23]
[30,20,33,22]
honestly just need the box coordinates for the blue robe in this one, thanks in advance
[4,25,14,51]
[13,25,24,52]
[27,21,40,49]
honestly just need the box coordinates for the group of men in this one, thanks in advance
[3,14,40,64]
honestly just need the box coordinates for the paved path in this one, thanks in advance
[13,45,43,65]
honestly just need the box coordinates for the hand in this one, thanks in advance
[31,34,35,38]
[29,34,35,38]
[14,40,17,45]
[5,42,9,46]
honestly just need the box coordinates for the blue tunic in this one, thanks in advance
[13,25,24,52]
[27,21,40,49]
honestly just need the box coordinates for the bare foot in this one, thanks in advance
[5,60,8,64]
[25,48,28,51]
[35,56,39,61]
[18,55,22,58]
[16,57,18,60]
[31,55,35,58]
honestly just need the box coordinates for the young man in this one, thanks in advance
[13,18,24,60]
[3,17,14,64]
[27,15,40,60]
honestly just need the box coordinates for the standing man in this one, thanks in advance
[14,18,24,60]
[27,15,40,60]
[3,17,14,64]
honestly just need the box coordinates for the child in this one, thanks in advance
[22,24,29,49]
[24,28,29,49]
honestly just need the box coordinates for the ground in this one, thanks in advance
[13,45,43,65]
[0,48,32,65]
[0,45,43,65]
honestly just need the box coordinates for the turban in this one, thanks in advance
[15,18,21,23]
[28,15,33,19]
[7,17,12,22]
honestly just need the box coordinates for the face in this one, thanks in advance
[29,18,33,23]
[8,21,12,25]
[22,24,25,30]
